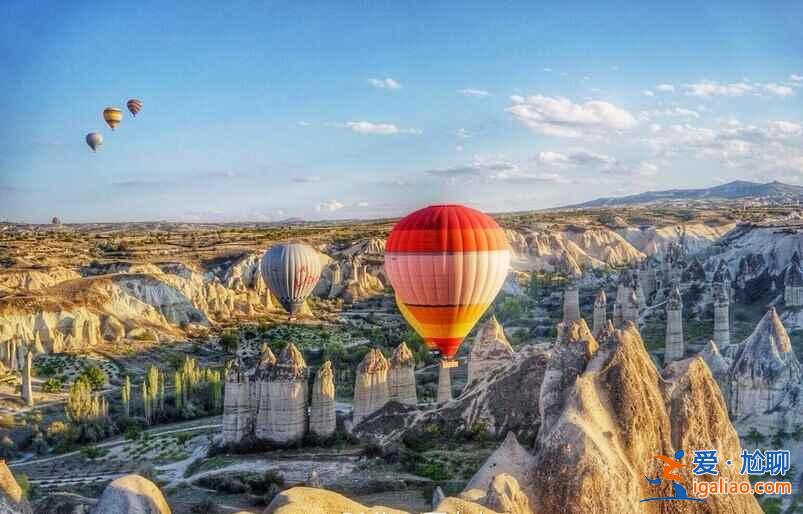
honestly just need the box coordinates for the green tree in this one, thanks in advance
[78,366,107,390]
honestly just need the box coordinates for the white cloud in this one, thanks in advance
[767,120,802,136]
[790,74,803,82]
[506,95,637,138]
[601,160,659,177]
[685,81,754,97]
[425,160,566,184]
[764,83,794,97]
[640,108,700,120]
[354,201,369,208]
[656,84,675,92]
[643,90,655,97]
[316,200,344,212]
[457,88,492,98]
[339,121,421,135]
[456,128,471,139]
[543,67,553,72]
[536,150,616,166]
[368,77,402,90]
[292,176,321,183]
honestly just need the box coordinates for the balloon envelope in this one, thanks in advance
[260,243,323,315]
[103,107,123,130]
[85,132,103,152]
[385,204,510,359]
[127,99,142,117]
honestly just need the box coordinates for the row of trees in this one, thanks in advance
[119,357,223,425]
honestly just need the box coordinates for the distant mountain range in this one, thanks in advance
[563,180,803,209]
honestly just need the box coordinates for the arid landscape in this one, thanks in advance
[0,194,802,512]
[4,1,803,512]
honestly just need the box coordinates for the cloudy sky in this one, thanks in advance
[2,1,802,222]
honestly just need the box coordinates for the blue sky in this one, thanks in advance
[1,0,802,222]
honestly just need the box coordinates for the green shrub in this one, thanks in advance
[78,366,107,390]
[42,377,63,392]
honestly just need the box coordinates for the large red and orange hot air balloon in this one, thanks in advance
[385,204,511,361]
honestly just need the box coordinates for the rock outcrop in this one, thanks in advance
[264,487,408,514]
[562,283,580,324]
[353,349,389,425]
[437,363,452,404]
[90,474,170,514]
[0,460,32,514]
[387,343,417,406]
[712,282,730,348]
[592,289,607,335]
[309,361,336,439]
[466,317,514,386]
[264,344,308,443]
[664,286,684,361]
[728,307,802,422]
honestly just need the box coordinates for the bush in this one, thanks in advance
[219,332,239,353]
[42,377,63,393]
[78,366,107,390]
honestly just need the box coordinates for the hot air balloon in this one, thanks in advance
[385,204,511,361]
[260,243,323,317]
[85,132,103,152]
[103,107,123,130]
[127,98,142,117]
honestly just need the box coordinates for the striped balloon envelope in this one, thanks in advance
[103,107,123,130]
[260,243,323,316]
[127,98,143,117]
[385,204,511,359]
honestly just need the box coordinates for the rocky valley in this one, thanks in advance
[0,204,801,513]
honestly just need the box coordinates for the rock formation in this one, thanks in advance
[664,286,684,361]
[0,460,32,514]
[254,345,277,440]
[729,307,802,422]
[464,432,534,496]
[437,363,452,404]
[539,319,598,437]
[264,343,308,443]
[264,487,407,514]
[223,343,313,445]
[592,289,607,335]
[621,289,639,325]
[90,474,170,514]
[353,349,389,425]
[309,361,336,439]
[466,317,514,386]
[561,283,580,323]
[785,251,803,307]
[712,282,730,348]
[20,345,33,407]
[387,343,417,406]
[222,357,251,444]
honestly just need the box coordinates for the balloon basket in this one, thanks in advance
[441,359,458,369]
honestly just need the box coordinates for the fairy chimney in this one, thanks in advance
[253,345,277,440]
[388,343,417,406]
[263,343,308,444]
[713,282,731,349]
[562,283,581,324]
[353,349,389,426]
[664,286,684,362]
[466,317,514,386]
[593,289,607,336]
[309,361,336,439]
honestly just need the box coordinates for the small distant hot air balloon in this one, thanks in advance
[127,98,142,117]
[85,132,103,152]
[103,107,123,130]
[385,204,511,361]
[260,243,323,317]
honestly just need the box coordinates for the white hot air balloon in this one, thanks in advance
[85,132,103,152]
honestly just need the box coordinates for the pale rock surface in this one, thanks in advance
[728,307,802,422]
[264,487,407,514]
[664,286,684,361]
[90,474,170,514]
[387,343,417,406]
[309,361,336,438]
[466,317,514,386]
[592,289,607,335]
[264,343,308,443]
[0,460,32,514]
[562,283,580,323]
[437,362,452,404]
[352,349,389,425]
[464,432,534,494]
